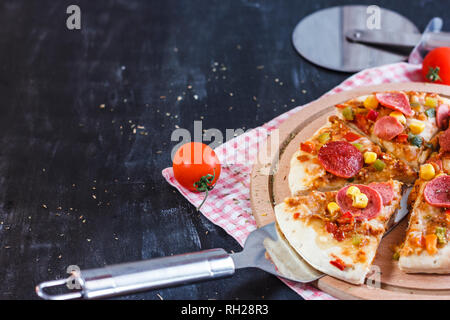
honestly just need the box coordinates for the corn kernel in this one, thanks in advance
[420,163,436,181]
[363,151,377,164]
[352,192,369,209]
[425,97,438,108]
[327,202,340,215]
[346,186,361,198]
[389,111,406,125]
[363,95,378,109]
[409,120,426,134]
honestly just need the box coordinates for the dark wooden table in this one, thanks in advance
[0,0,448,300]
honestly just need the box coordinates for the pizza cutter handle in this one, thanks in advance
[35,248,235,300]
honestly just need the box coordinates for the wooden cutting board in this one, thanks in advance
[250,82,450,300]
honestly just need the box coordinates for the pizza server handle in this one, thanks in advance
[35,248,235,300]
[345,28,450,51]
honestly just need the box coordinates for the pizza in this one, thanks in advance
[335,91,449,169]
[289,116,416,195]
[409,127,450,206]
[398,175,450,273]
[275,181,403,284]
[273,90,450,284]
[397,127,450,273]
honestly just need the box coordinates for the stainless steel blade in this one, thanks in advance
[292,5,420,72]
[231,222,323,283]
[395,187,411,224]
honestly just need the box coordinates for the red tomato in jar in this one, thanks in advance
[422,47,450,85]
[173,142,221,192]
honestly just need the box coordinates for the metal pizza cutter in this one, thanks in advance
[35,222,323,300]
[36,187,410,300]
[292,5,450,72]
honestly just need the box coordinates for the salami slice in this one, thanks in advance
[373,116,404,141]
[336,185,383,220]
[375,92,414,116]
[424,175,450,208]
[440,128,450,153]
[436,104,450,130]
[368,182,395,205]
[318,141,363,178]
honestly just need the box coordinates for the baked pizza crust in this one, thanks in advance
[399,244,450,273]
[275,181,403,284]
[399,178,450,273]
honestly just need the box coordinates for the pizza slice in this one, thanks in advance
[398,174,450,273]
[335,91,448,170]
[408,126,450,206]
[289,115,416,196]
[275,180,404,284]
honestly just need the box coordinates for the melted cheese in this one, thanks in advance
[288,150,326,195]
[406,117,438,142]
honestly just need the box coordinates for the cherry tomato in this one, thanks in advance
[422,47,450,85]
[173,142,221,192]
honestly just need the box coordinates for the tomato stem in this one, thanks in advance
[193,168,216,211]
[427,66,442,82]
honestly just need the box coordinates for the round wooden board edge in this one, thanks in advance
[250,82,450,300]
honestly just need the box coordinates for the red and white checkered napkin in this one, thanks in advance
[162,62,422,300]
